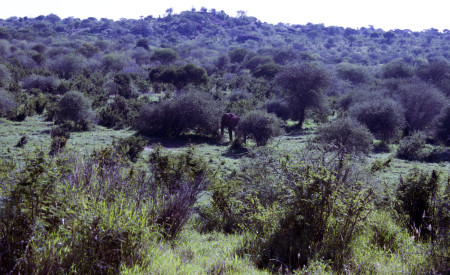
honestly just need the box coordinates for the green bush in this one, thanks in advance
[349,98,405,142]
[149,147,212,239]
[383,59,414,79]
[21,74,60,93]
[264,98,291,120]
[274,63,330,128]
[245,55,272,72]
[56,91,95,127]
[238,157,374,271]
[253,62,282,80]
[0,145,215,273]
[0,63,12,88]
[0,150,69,273]
[112,136,147,162]
[336,62,369,84]
[228,48,248,63]
[315,117,374,157]
[48,53,86,79]
[135,92,222,138]
[396,169,446,240]
[236,110,284,146]
[150,48,178,64]
[200,147,375,271]
[113,72,138,99]
[0,88,15,117]
[396,79,446,132]
[434,104,450,146]
[98,96,140,129]
[396,132,427,161]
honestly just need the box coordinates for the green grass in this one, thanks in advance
[0,116,134,159]
[1,115,449,273]
[121,229,269,274]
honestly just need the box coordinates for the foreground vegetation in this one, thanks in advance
[0,7,449,274]
[0,116,448,274]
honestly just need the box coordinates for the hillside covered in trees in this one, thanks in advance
[0,9,449,274]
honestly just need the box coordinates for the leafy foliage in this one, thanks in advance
[396,169,447,241]
[274,63,330,128]
[434,104,450,146]
[349,98,405,141]
[0,88,15,117]
[396,79,447,132]
[396,131,428,161]
[236,110,284,146]
[383,59,414,79]
[56,91,95,126]
[315,117,374,156]
[135,92,222,138]
[112,135,147,162]
[336,62,369,84]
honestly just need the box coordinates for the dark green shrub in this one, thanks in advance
[136,38,150,50]
[253,62,282,80]
[175,64,208,89]
[336,62,369,84]
[0,150,69,273]
[149,65,178,85]
[0,88,15,117]
[396,169,443,239]
[77,42,100,58]
[149,147,211,239]
[113,72,137,99]
[112,136,147,162]
[417,59,449,85]
[434,104,450,146]
[245,55,272,72]
[150,48,178,64]
[0,63,12,88]
[101,53,129,72]
[149,64,207,90]
[383,59,414,79]
[49,135,68,156]
[237,110,284,146]
[264,98,291,120]
[98,96,131,129]
[315,117,374,157]
[396,132,427,161]
[56,91,95,126]
[48,53,86,79]
[349,98,405,142]
[274,63,330,128]
[273,49,297,65]
[135,92,222,138]
[238,159,374,271]
[228,48,248,63]
[15,135,28,148]
[396,79,446,132]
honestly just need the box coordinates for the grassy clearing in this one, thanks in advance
[0,116,134,159]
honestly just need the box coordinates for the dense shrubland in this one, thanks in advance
[0,8,449,274]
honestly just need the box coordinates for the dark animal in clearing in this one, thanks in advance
[221,113,240,141]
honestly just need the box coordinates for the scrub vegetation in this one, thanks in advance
[0,8,449,274]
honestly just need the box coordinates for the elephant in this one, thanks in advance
[220,113,240,141]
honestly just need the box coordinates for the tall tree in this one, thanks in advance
[274,63,330,128]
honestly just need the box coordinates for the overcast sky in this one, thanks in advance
[1,0,448,32]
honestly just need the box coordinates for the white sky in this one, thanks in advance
[1,0,449,32]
